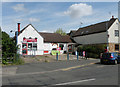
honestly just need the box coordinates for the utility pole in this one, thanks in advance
[106,21,109,52]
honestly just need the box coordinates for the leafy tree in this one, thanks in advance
[2,31,17,60]
[55,28,66,35]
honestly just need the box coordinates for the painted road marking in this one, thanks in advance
[53,78,96,85]
[96,65,105,68]
[3,62,96,77]
[61,62,95,71]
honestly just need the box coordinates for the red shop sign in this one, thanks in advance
[23,38,37,42]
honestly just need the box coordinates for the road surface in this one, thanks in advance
[2,59,119,86]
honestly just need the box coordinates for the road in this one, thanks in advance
[2,59,119,86]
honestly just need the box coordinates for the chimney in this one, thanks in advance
[18,23,20,33]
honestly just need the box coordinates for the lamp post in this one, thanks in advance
[10,30,19,61]
[106,21,109,52]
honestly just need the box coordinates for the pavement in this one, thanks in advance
[21,54,86,63]
[2,58,119,86]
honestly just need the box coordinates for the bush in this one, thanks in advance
[12,54,24,65]
[77,44,106,58]
[2,31,18,65]
[2,54,24,65]
[12,58,24,65]
[87,53,99,58]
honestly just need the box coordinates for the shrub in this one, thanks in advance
[12,54,24,65]
[77,44,106,58]
[12,58,24,65]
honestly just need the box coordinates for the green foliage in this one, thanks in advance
[2,31,17,59]
[55,28,66,36]
[77,44,107,58]
[2,59,9,65]
[13,58,24,65]
[1,31,24,65]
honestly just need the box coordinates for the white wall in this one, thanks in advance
[43,43,68,54]
[108,19,120,44]
[17,25,44,55]
[73,32,108,45]
[43,43,57,54]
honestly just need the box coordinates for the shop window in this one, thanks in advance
[33,43,37,50]
[28,43,32,49]
[115,44,119,51]
[59,44,64,50]
[115,30,119,37]
[22,43,27,48]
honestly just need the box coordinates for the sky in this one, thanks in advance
[2,2,118,37]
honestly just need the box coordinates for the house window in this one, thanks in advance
[115,30,119,37]
[115,44,119,51]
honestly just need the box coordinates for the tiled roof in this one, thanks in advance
[72,18,118,37]
[39,32,72,43]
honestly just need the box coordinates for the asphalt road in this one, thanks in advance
[2,59,119,86]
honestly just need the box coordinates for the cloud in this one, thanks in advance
[12,4,27,12]
[64,3,93,18]
[29,18,40,22]
[14,18,23,23]
[39,30,54,33]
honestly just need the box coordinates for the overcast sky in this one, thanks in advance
[2,2,118,37]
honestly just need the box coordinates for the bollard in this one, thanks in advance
[67,53,69,60]
[56,53,58,61]
[77,52,79,60]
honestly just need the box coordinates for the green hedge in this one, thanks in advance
[77,44,106,58]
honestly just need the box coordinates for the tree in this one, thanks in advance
[55,28,66,35]
[2,31,17,59]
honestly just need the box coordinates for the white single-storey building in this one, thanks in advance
[71,16,120,53]
[16,24,75,55]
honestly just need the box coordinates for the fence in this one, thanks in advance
[2,53,20,64]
